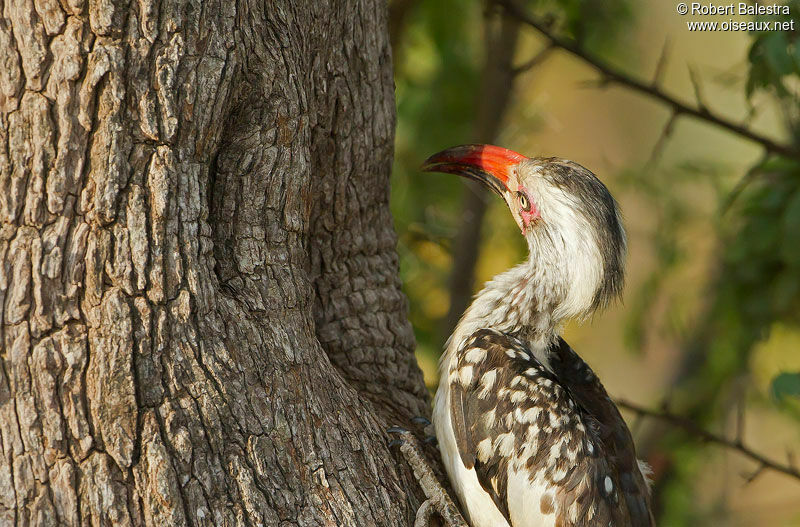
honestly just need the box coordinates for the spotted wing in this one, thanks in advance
[448,329,654,527]
[548,337,654,526]
[449,329,521,521]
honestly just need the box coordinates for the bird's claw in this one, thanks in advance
[387,426,407,434]
[388,419,434,447]
[387,426,412,448]
[411,415,432,427]
[387,426,409,435]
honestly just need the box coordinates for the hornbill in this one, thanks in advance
[393,145,654,527]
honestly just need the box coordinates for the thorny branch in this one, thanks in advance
[496,0,800,162]
[617,399,800,484]
[646,112,678,167]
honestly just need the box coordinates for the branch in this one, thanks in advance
[495,0,800,161]
[617,399,800,483]
[645,111,678,168]
[512,43,554,76]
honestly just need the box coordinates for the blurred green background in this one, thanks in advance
[389,0,800,525]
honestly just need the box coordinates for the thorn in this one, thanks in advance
[744,463,766,485]
[644,112,678,168]
[744,102,758,126]
[511,44,554,76]
[688,65,709,113]
[652,38,671,88]
[388,439,405,448]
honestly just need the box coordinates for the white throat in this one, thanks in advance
[442,223,603,374]
[525,181,605,322]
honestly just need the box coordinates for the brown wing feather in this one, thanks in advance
[449,332,515,521]
[548,337,655,526]
[447,329,654,527]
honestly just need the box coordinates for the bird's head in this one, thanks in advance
[422,144,626,319]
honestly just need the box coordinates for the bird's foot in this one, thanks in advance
[387,427,468,527]
[391,416,438,446]
[410,416,438,446]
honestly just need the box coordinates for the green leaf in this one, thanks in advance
[770,372,800,401]
[763,32,794,77]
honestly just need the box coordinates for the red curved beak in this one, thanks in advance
[421,144,528,195]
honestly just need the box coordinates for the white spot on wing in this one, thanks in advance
[604,476,613,494]
[478,370,497,398]
[522,407,541,423]
[458,365,474,385]
[510,390,527,403]
[495,433,516,456]
[483,408,497,427]
[465,347,487,363]
[548,442,563,463]
[551,467,567,482]
[504,413,514,428]
[476,438,493,460]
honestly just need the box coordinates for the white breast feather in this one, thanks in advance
[506,468,558,527]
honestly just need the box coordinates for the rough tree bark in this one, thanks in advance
[0,1,431,525]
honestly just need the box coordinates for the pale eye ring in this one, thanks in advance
[517,191,530,212]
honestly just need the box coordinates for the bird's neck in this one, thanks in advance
[445,258,564,371]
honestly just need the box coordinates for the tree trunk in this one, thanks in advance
[0,1,430,525]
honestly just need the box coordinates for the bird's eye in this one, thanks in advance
[517,191,530,212]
